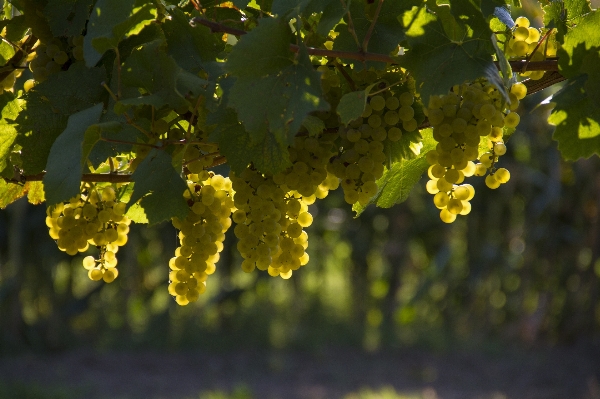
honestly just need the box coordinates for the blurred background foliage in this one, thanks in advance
[1,80,600,356]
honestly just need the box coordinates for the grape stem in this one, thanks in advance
[362,0,384,53]
[191,16,561,72]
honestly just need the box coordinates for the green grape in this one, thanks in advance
[370,95,386,111]
[513,26,530,41]
[515,16,530,28]
[510,82,527,100]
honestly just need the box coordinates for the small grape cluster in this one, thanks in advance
[424,80,524,223]
[329,90,418,205]
[46,185,130,283]
[504,16,557,81]
[231,168,312,279]
[169,172,235,306]
[272,133,340,200]
[26,35,84,87]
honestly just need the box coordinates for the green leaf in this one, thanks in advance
[15,63,107,175]
[316,0,345,36]
[558,11,600,78]
[33,62,107,115]
[0,180,28,209]
[0,41,15,66]
[87,121,144,167]
[208,107,291,174]
[43,103,104,205]
[301,115,325,136]
[228,44,327,145]
[404,2,506,106]
[84,0,157,67]
[225,17,293,78]
[543,0,591,42]
[0,92,20,173]
[44,0,94,37]
[336,83,376,126]
[2,15,30,42]
[27,181,46,205]
[118,40,209,112]
[128,148,189,225]
[163,8,224,79]
[353,130,436,216]
[0,179,45,208]
[125,202,149,223]
[333,1,415,68]
[550,75,600,160]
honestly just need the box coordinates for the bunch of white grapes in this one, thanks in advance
[423,80,526,223]
[46,185,130,283]
[169,172,235,306]
[231,167,312,279]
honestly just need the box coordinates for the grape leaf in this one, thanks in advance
[86,121,145,167]
[208,107,291,174]
[43,103,104,205]
[0,92,20,174]
[228,44,327,147]
[550,75,600,160]
[316,0,345,36]
[128,148,189,225]
[336,83,376,126]
[301,115,325,136]
[558,11,600,78]
[162,8,224,79]
[118,40,210,112]
[353,130,436,216]
[27,181,46,205]
[225,17,293,78]
[0,180,28,209]
[0,179,46,208]
[84,0,156,67]
[543,0,591,41]
[33,63,107,115]
[0,41,15,66]
[15,63,107,175]
[333,1,415,68]
[44,0,94,37]
[2,15,30,42]
[404,2,506,106]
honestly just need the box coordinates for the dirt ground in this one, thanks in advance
[0,341,599,399]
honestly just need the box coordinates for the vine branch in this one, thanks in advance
[362,0,384,52]
[191,17,561,72]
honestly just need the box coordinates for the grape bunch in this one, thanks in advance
[329,88,418,205]
[46,185,130,283]
[169,172,235,306]
[231,167,312,279]
[272,132,340,201]
[504,16,557,81]
[27,35,85,86]
[423,79,524,223]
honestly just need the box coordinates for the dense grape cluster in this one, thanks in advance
[424,79,525,223]
[273,132,340,200]
[169,172,235,306]
[46,185,130,283]
[231,168,312,279]
[330,89,418,205]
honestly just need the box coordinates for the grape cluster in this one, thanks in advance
[169,172,235,306]
[273,133,340,200]
[504,16,557,81]
[231,168,312,279]
[27,35,84,86]
[330,89,418,205]
[424,79,524,223]
[46,185,130,283]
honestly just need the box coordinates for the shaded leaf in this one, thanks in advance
[44,0,94,37]
[337,83,376,126]
[128,148,189,225]
[84,0,156,67]
[43,103,104,205]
